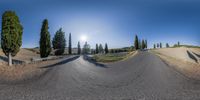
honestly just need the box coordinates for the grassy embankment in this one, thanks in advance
[92,51,136,63]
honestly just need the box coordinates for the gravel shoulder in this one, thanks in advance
[151,47,200,80]
[0,55,75,83]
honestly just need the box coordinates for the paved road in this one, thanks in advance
[1,51,200,100]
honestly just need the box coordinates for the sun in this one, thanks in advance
[80,35,88,42]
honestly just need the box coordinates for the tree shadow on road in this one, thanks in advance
[40,56,80,68]
[83,55,108,68]
[187,50,198,63]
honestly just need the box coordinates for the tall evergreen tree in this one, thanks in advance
[95,44,99,54]
[134,35,139,50]
[138,39,141,49]
[82,42,90,54]
[99,44,103,53]
[142,39,145,49]
[157,43,159,48]
[166,43,169,48]
[154,44,156,49]
[52,28,66,55]
[178,41,180,46]
[40,19,51,58]
[160,42,162,48]
[77,41,81,54]
[1,11,23,66]
[105,43,109,54]
[145,40,147,48]
[68,33,72,54]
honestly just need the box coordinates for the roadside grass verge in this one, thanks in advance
[92,51,136,63]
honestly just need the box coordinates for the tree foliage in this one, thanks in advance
[77,41,81,54]
[82,42,90,54]
[134,35,139,50]
[39,19,51,58]
[105,43,109,54]
[154,44,156,49]
[145,40,147,48]
[1,11,23,66]
[166,43,169,48]
[160,42,162,48]
[99,44,104,53]
[1,11,23,57]
[68,33,72,54]
[142,39,145,49]
[95,44,99,54]
[52,28,66,55]
[178,41,180,46]
[157,43,159,48]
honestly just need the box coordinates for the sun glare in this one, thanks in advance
[80,35,87,42]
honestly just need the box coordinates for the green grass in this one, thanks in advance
[92,52,134,63]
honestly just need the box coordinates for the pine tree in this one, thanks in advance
[160,42,162,48]
[99,44,103,53]
[105,43,108,54]
[95,44,99,54]
[68,33,72,54]
[52,28,66,55]
[1,11,23,66]
[154,44,156,49]
[142,39,145,49]
[40,19,51,58]
[77,41,81,54]
[134,35,139,50]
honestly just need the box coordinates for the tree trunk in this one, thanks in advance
[8,52,12,66]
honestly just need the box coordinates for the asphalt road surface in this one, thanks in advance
[1,51,200,100]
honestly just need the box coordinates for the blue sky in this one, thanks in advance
[0,0,199,48]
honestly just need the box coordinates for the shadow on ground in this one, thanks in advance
[83,55,108,68]
[192,52,200,58]
[187,50,198,63]
[40,56,80,68]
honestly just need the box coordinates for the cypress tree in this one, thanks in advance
[99,44,103,53]
[95,44,99,54]
[145,40,147,48]
[134,35,139,50]
[178,41,180,47]
[105,43,108,54]
[157,43,159,48]
[160,42,162,48]
[68,33,72,54]
[166,43,169,48]
[39,19,51,58]
[1,11,23,66]
[77,41,81,54]
[82,42,90,54]
[52,28,66,55]
[154,44,156,49]
[138,39,141,49]
[142,39,145,49]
